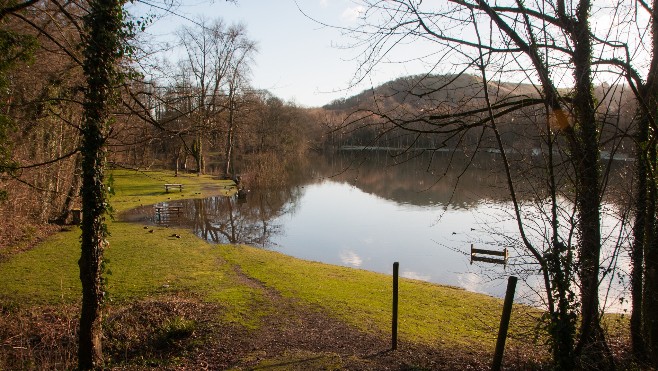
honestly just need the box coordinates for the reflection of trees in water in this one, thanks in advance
[120,157,310,246]
[312,150,632,209]
[176,184,304,247]
[310,150,519,208]
[154,155,312,246]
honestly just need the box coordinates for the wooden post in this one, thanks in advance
[492,276,518,371]
[470,243,473,264]
[392,261,399,350]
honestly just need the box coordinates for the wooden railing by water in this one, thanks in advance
[470,244,509,266]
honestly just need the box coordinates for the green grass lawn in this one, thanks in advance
[108,169,236,213]
[220,244,541,349]
[0,168,545,355]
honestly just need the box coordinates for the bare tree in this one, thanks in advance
[329,0,653,367]
[172,19,256,176]
[627,0,658,366]
[221,24,256,178]
[1,0,86,237]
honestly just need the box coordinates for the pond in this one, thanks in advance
[122,150,631,311]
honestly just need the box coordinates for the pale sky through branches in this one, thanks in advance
[132,0,651,108]
[132,0,421,108]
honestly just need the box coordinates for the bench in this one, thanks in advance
[470,244,509,266]
[164,183,183,192]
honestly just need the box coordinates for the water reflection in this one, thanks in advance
[339,250,363,267]
[121,151,632,310]
[123,186,301,247]
[315,150,515,209]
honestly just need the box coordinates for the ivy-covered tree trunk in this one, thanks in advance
[647,171,658,368]
[631,116,649,361]
[565,1,611,368]
[630,0,658,366]
[644,5,658,366]
[631,81,657,365]
[79,0,124,368]
[642,57,658,371]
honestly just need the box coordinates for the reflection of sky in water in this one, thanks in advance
[456,272,483,293]
[401,271,431,281]
[272,180,515,297]
[339,250,363,267]
[271,180,630,312]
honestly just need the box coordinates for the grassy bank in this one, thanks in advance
[0,169,551,369]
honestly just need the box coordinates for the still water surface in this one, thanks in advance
[123,151,630,310]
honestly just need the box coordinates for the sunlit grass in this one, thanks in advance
[220,244,543,351]
[105,221,268,328]
[0,169,259,327]
[109,169,236,213]
[0,227,81,304]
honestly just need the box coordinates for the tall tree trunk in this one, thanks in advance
[643,71,658,370]
[631,0,658,365]
[631,118,649,360]
[569,1,611,367]
[224,102,235,177]
[174,145,181,177]
[647,195,658,367]
[55,154,82,224]
[193,132,204,175]
[644,4,658,366]
[78,0,124,368]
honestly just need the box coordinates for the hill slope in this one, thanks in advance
[323,73,543,112]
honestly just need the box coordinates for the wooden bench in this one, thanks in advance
[470,244,509,266]
[164,183,183,192]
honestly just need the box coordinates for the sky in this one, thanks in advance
[133,0,414,108]
[131,0,651,108]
